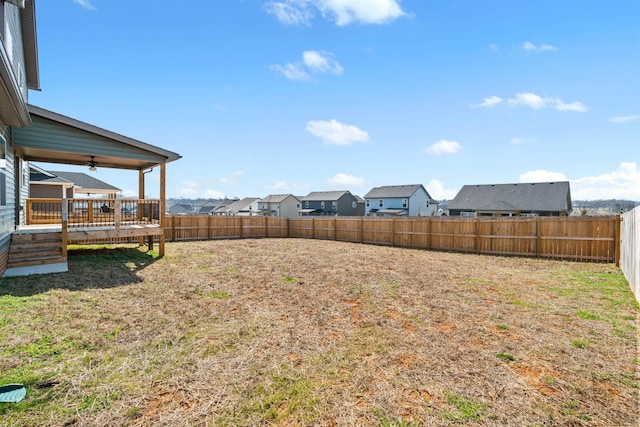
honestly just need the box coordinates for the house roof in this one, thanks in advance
[13,105,181,171]
[364,184,438,203]
[302,191,352,201]
[48,171,121,193]
[219,197,259,214]
[258,194,298,203]
[448,181,572,212]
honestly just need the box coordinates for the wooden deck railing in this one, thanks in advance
[26,198,161,229]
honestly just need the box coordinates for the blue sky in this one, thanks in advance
[29,0,639,201]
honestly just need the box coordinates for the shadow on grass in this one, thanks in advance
[0,246,158,297]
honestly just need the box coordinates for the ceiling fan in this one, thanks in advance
[88,156,97,172]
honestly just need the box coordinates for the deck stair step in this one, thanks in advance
[6,232,66,269]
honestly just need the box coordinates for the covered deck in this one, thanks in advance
[4,105,180,276]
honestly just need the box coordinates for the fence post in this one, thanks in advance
[391,218,396,247]
[615,215,621,267]
[240,216,244,239]
[312,217,316,240]
[287,217,290,238]
[536,217,542,258]
[334,217,337,240]
[360,217,364,243]
[427,217,432,250]
[475,217,481,254]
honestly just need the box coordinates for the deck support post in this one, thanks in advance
[138,169,145,247]
[159,163,166,257]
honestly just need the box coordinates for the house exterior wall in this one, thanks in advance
[364,189,436,217]
[29,183,64,199]
[337,194,359,216]
[0,125,14,272]
[4,3,28,100]
[280,196,301,217]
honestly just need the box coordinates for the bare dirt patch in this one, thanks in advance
[0,239,637,426]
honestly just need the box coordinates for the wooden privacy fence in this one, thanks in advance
[165,215,621,264]
[620,207,639,301]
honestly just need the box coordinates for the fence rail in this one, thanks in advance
[164,215,620,264]
[27,198,160,228]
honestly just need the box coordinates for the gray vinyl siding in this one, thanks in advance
[0,124,14,260]
[3,2,28,100]
[13,117,168,163]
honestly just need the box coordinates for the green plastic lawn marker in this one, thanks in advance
[0,384,26,403]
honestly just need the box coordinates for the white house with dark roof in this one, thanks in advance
[216,197,259,216]
[364,184,438,217]
[447,181,572,217]
[257,194,301,217]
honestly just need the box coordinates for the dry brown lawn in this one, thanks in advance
[0,239,638,426]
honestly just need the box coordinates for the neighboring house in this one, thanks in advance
[257,194,301,217]
[447,181,572,217]
[364,184,438,217]
[299,191,362,216]
[28,165,74,199]
[167,203,192,215]
[209,198,239,215]
[30,168,121,198]
[216,197,259,216]
[194,199,217,214]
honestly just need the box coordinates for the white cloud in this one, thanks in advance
[571,162,640,200]
[472,95,503,108]
[306,119,369,145]
[218,171,245,185]
[73,0,95,10]
[609,115,640,124]
[555,99,587,112]
[302,50,343,74]
[328,173,364,187]
[203,189,227,199]
[271,50,343,80]
[265,0,406,26]
[426,179,457,200]
[270,63,310,80]
[425,139,461,155]
[519,163,640,200]
[264,1,313,25]
[519,170,568,183]
[266,180,312,192]
[508,92,547,110]
[522,41,558,53]
[475,92,589,112]
[489,44,499,52]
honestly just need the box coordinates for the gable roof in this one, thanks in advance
[219,197,259,214]
[302,191,353,201]
[364,184,438,203]
[258,194,298,203]
[448,181,572,212]
[48,171,121,193]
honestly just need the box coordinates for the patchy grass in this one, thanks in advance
[0,239,637,426]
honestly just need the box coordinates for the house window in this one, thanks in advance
[402,199,408,208]
[352,201,356,208]
[304,201,309,208]
[332,201,336,209]
[320,201,325,209]
[366,199,370,207]
[379,199,384,208]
